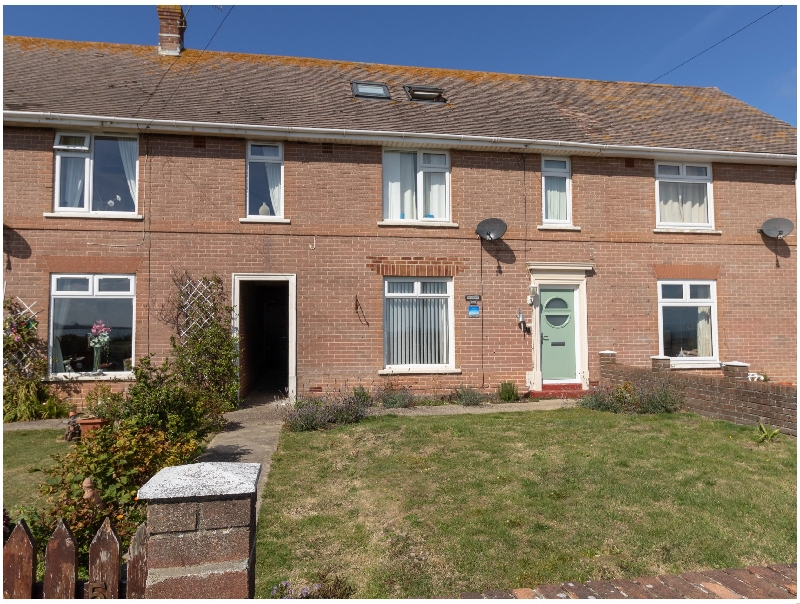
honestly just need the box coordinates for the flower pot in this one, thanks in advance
[76,417,110,438]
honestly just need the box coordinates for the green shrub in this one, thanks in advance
[757,421,781,443]
[84,384,125,421]
[282,394,371,432]
[376,384,414,408]
[497,381,519,402]
[579,379,683,414]
[3,298,71,422]
[353,385,372,406]
[454,386,482,406]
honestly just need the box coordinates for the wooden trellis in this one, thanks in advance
[177,278,216,339]
[3,517,146,599]
[2,297,41,377]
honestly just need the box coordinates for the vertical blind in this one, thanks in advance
[385,280,449,366]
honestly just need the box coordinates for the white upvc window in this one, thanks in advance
[53,132,138,214]
[246,142,284,218]
[655,162,713,229]
[382,150,451,222]
[657,280,718,365]
[383,277,455,370]
[542,157,572,224]
[49,274,136,376]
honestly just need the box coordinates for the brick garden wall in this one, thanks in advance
[599,352,797,437]
[3,126,796,406]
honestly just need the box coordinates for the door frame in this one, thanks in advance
[232,273,297,398]
[526,262,592,392]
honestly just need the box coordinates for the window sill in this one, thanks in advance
[44,212,143,220]
[537,224,581,231]
[653,228,721,235]
[378,367,462,375]
[668,360,721,369]
[378,220,459,228]
[46,372,135,381]
[239,217,291,224]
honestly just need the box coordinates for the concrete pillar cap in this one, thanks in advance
[138,462,261,500]
[722,361,750,367]
[599,350,617,355]
[650,355,670,360]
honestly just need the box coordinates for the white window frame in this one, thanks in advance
[655,162,714,230]
[541,156,572,225]
[53,132,139,215]
[657,279,719,367]
[245,141,285,221]
[381,149,452,224]
[383,277,455,372]
[49,273,136,377]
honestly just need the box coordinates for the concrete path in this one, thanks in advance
[3,418,71,432]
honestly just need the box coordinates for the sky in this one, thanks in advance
[3,4,797,127]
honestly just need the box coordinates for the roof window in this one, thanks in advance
[351,81,391,100]
[404,85,446,103]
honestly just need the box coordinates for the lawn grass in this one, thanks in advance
[254,409,796,598]
[3,429,70,513]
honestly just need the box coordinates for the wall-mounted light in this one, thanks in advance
[527,282,538,306]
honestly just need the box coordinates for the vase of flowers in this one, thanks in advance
[88,320,111,373]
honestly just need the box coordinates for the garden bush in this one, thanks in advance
[282,394,372,432]
[454,386,482,406]
[497,381,519,402]
[375,383,414,408]
[578,379,683,414]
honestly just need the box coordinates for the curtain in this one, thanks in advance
[423,172,446,219]
[264,163,282,215]
[117,139,138,203]
[60,156,85,208]
[383,153,416,219]
[659,182,708,223]
[51,298,72,373]
[697,306,712,356]
[385,297,448,365]
[544,175,567,221]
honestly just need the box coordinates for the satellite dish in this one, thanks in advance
[761,218,794,239]
[476,218,507,241]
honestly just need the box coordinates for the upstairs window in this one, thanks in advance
[658,280,717,362]
[656,162,713,229]
[247,142,284,218]
[382,150,450,222]
[54,133,138,213]
[542,157,572,224]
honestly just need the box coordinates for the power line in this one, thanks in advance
[616,6,782,103]
[141,5,235,131]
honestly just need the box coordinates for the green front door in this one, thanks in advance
[540,288,576,381]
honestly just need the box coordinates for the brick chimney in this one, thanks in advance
[157,5,186,56]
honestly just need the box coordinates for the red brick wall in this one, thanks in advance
[3,127,796,405]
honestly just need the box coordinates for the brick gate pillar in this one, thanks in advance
[137,462,261,599]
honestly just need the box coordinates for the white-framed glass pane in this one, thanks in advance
[685,165,708,177]
[659,182,708,224]
[57,135,89,149]
[355,83,386,96]
[544,175,568,221]
[661,284,683,299]
[387,281,415,294]
[248,161,282,216]
[689,284,711,299]
[56,277,90,292]
[423,171,447,219]
[544,159,568,170]
[420,281,447,294]
[58,156,86,209]
[385,296,449,365]
[657,164,680,176]
[51,297,133,373]
[250,144,280,158]
[662,305,713,357]
[91,137,136,212]
[422,153,447,166]
[97,277,133,293]
[383,152,417,220]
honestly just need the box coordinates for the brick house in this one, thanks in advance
[3,7,797,405]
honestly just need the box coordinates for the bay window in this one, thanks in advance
[382,150,450,222]
[384,277,454,369]
[50,274,135,375]
[54,133,138,214]
[658,280,717,364]
[656,162,713,229]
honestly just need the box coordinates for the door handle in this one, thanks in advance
[542,335,549,340]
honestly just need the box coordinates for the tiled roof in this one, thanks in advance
[3,36,796,155]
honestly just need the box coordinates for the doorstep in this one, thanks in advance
[529,384,585,400]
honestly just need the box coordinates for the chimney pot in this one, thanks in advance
[157,5,186,56]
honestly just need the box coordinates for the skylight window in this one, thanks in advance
[351,81,391,99]
[404,85,446,103]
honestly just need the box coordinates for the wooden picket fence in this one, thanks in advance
[3,517,147,599]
